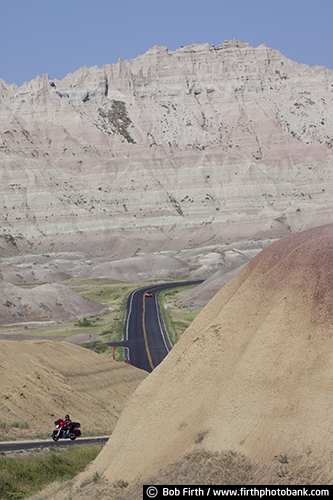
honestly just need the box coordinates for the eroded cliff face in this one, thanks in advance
[1,39,333,251]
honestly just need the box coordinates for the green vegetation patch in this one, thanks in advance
[69,280,143,358]
[98,100,135,143]
[0,279,200,360]
[158,285,200,345]
[0,233,23,248]
[0,443,103,499]
[0,280,140,349]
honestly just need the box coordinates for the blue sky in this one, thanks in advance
[1,0,333,86]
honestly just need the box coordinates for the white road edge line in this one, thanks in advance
[155,291,172,353]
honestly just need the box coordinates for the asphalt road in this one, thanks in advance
[0,436,109,453]
[108,281,202,372]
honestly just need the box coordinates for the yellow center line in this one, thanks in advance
[142,294,155,371]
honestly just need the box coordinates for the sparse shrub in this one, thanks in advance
[194,430,209,444]
[80,479,91,489]
[93,342,108,354]
[98,100,135,143]
[93,471,101,483]
[277,453,288,464]
[0,233,17,247]
[12,420,29,429]
[116,479,129,488]
[75,318,92,327]
[277,465,288,477]
[0,421,8,430]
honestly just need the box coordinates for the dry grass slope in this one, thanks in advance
[30,449,330,500]
[0,340,147,440]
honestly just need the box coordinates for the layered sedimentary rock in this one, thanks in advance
[1,40,333,250]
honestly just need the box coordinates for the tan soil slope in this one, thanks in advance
[74,222,333,486]
[0,340,147,440]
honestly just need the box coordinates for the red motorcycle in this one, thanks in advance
[52,418,81,441]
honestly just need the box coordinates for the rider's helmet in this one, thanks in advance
[65,414,70,420]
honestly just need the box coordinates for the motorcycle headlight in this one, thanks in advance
[56,425,59,428]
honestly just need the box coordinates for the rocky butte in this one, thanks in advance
[0,39,333,285]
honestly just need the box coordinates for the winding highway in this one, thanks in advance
[0,281,202,453]
[108,281,202,372]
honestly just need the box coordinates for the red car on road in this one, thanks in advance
[145,291,153,297]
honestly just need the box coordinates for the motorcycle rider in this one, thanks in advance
[64,414,72,437]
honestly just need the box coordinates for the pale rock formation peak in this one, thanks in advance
[1,40,333,235]
[1,39,333,281]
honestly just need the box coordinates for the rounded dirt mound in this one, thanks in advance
[0,282,105,325]
[86,223,333,484]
